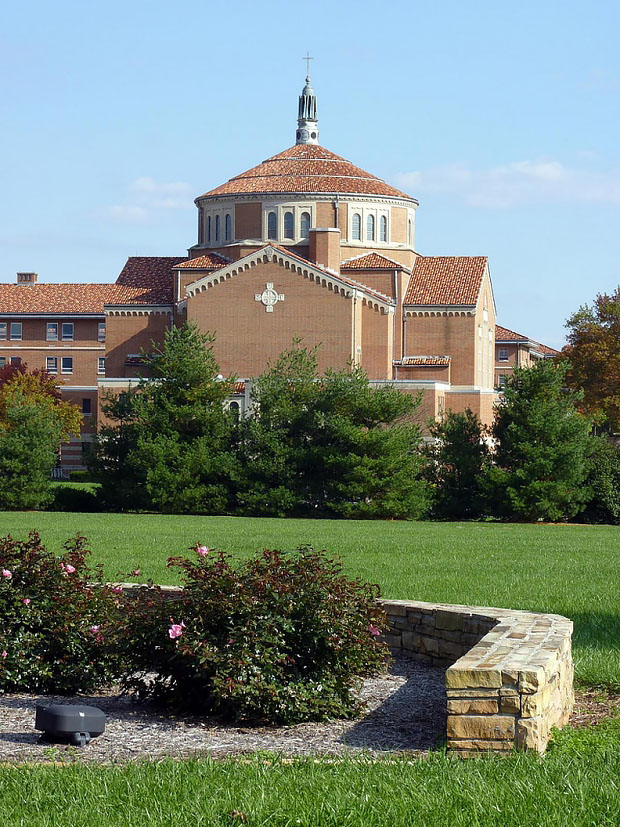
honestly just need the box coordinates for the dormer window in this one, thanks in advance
[367,214,375,241]
[380,215,388,242]
[352,213,361,241]
[284,211,294,239]
[267,211,277,240]
[300,211,310,239]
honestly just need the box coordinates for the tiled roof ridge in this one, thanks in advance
[495,324,560,355]
[340,252,411,272]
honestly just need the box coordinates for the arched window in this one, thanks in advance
[267,211,277,240]
[352,213,361,240]
[283,211,294,239]
[229,401,240,422]
[225,214,232,241]
[367,214,375,241]
[207,216,212,243]
[215,214,221,242]
[408,219,413,246]
[380,215,387,242]
[300,211,311,239]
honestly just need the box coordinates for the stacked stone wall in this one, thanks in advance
[380,599,573,757]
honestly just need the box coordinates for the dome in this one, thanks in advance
[198,144,415,201]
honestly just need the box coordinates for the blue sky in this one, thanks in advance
[1,0,619,348]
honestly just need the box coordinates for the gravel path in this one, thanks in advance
[0,657,447,764]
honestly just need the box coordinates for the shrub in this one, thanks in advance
[49,484,101,513]
[0,532,122,694]
[69,470,92,483]
[117,546,389,724]
[580,436,620,524]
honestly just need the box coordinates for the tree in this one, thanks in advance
[0,368,82,509]
[424,409,490,520]
[580,436,620,525]
[487,360,591,522]
[563,287,620,430]
[91,323,237,513]
[236,343,429,519]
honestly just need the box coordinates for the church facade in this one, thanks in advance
[0,75,556,475]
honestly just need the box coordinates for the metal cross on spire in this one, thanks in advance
[302,51,313,80]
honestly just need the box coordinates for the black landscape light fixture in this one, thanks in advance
[35,704,106,747]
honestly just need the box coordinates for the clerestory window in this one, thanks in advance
[352,213,361,240]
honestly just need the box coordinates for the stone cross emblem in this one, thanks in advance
[255,283,285,313]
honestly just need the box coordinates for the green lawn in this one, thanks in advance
[0,721,619,826]
[1,512,619,689]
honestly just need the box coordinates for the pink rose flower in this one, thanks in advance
[1,569,12,579]
[89,625,100,634]
[112,586,123,594]
[22,598,31,605]
[168,620,186,640]
[368,624,381,637]
[1,650,7,659]
[130,569,141,577]
[196,545,209,557]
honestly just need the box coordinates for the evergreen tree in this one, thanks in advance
[91,323,236,513]
[424,409,490,520]
[488,360,591,521]
[236,343,429,519]
[580,435,620,525]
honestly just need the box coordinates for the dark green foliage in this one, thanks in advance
[68,470,93,483]
[49,484,101,513]
[0,532,121,694]
[91,323,237,513]
[488,360,591,521]
[236,343,429,519]
[580,436,620,524]
[424,409,490,519]
[116,546,389,724]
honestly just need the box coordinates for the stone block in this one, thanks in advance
[436,610,463,631]
[419,635,439,655]
[522,686,552,718]
[438,639,466,658]
[447,699,499,715]
[516,718,547,752]
[401,630,421,651]
[448,739,514,754]
[519,667,546,694]
[446,688,500,698]
[500,695,520,714]
[447,714,515,741]
[446,667,502,689]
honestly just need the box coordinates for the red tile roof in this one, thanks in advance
[395,356,451,366]
[341,252,410,271]
[174,253,231,269]
[0,283,115,314]
[404,256,487,306]
[113,256,181,304]
[495,325,560,355]
[199,144,415,200]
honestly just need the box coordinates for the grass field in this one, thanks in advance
[1,511,619,824]
[0,721,619,826]
[1,511,619,689]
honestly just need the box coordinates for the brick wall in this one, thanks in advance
[105,313,171,378]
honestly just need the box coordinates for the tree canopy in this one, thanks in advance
[563,287,620,430]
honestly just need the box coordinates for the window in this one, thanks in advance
[46,356,58,373]
[81,442,91,455]
[0,323,6,340]
[82,398,92,415]
[229,400,240,422]
[0,357,5,367]
[10,322,22,340]
[46,322,58,341]
[225,214,232,241]
[10,356,21,366]
[98,357,105,374]
[61,322,74,341]
[498,347,509,362]
[408,218,413,246]
[207,216,212,243]
[352,213,361,240]
[61,357,73,374]
[283,211,294,239]
[380,215,388,242]
[300,211,310,239]
[267,211,277,240]
[215,214,221,242]
[498,375,507,389]
[366,214,375,241]
[98,322,106,342]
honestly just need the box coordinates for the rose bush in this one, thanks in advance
[0,532,122,693]
[117,546,389,724]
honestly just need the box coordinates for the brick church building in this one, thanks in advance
[0,74,557,475]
